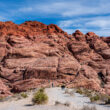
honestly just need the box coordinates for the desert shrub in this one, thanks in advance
[21,93,28,98]
[32,88,48,104]
[83,89,93,97]
[76,88,95,97]
[38,88,45,93]
[76,88,83,94]
[85,92,92,97]
[90,95,100,102]
[81,105,97,110]
[89,92,110,104]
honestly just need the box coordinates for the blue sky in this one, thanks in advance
[0,0,110,36]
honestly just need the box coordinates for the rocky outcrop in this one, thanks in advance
[0,79,12,97]
[0,21,110,96]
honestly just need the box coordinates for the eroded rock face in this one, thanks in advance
[67,65,101,90]
[0,21,110,96]
[0,79,12,97]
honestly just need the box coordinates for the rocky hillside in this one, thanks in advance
[0,21,110,97]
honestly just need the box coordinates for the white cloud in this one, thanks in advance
[59,19,83,28]
[58,16,110,36]
[59,20,73,27]
[16,0,110,17]
[64,27,110,36]
[64,29,75,34]
[85,19,110,29]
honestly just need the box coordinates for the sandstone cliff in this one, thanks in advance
[0,21,110,97]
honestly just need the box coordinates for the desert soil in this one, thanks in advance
[0,87,110,110]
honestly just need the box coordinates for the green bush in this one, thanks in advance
[38,88,45,93]
[90,95,100,102]
[76,88,83,94]
[32,88,48,104]
[83,89,92,97]
[21,93,28,98]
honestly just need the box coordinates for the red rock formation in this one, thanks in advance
[0,79,12,97]
[0,21,110,96]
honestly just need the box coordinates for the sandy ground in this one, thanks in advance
[0,87,110,110]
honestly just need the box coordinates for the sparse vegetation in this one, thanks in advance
[76,88,96,98]
[32,88,48,105]
[89,93,110,104]
[76,88,83,94]
[76,87,110,104]
[83,89,93,97]
[38,88,45,93]
[90,95,100,102]
[21,93,28,98]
